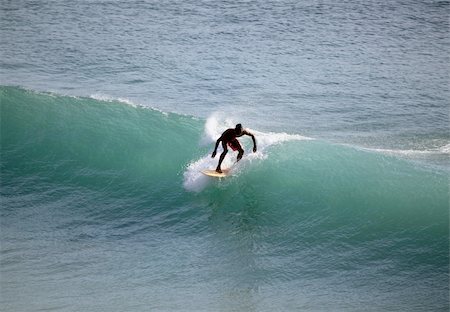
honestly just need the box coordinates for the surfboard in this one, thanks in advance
[201,169,230,178]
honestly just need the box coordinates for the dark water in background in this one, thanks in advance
[1,0,449,311]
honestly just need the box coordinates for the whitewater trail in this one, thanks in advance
[183,114,313,192]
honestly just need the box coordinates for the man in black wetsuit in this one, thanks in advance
[211,123,257,173]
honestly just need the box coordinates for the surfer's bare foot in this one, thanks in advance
[216,168,222,173]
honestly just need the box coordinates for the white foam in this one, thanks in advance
[199,113,237,146]
[199,114,312,148]
[182,154,232,192]
[347,144,450,171]
[90,93,136,106]
[251,130,312,149]
[362,145,450,157]
[439,144,450,154]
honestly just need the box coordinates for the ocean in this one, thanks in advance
[1,1,449,311]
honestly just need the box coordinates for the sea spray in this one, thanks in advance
[183,114,313,192]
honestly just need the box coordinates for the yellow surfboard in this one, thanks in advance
[201,169,231,178]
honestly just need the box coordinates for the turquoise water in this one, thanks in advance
[1,87,448,311]
[1,0,449,311]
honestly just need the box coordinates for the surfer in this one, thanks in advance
[211,123,257,173]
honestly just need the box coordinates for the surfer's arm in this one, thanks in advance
[212,137,222,158]
[243,130,257,152]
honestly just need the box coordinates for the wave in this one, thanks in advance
[1,86,448,290]
[1,86,448,220]
[0,86,200,193]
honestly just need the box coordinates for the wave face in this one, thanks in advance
[1,86,448,311]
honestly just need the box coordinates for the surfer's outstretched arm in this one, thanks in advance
[243,130,257,152]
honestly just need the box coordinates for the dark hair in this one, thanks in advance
[235,123,242,130]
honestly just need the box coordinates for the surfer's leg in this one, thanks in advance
[216,143,228,173]
[237,148,244,162]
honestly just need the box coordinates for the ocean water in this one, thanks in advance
[1,1,449,311]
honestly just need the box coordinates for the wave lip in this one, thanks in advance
[89,93,171,116]
[358,144,450,170]
[364,145,450,156]
[90,93,138,107]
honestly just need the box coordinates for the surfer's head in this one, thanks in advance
[235,123,242,134]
